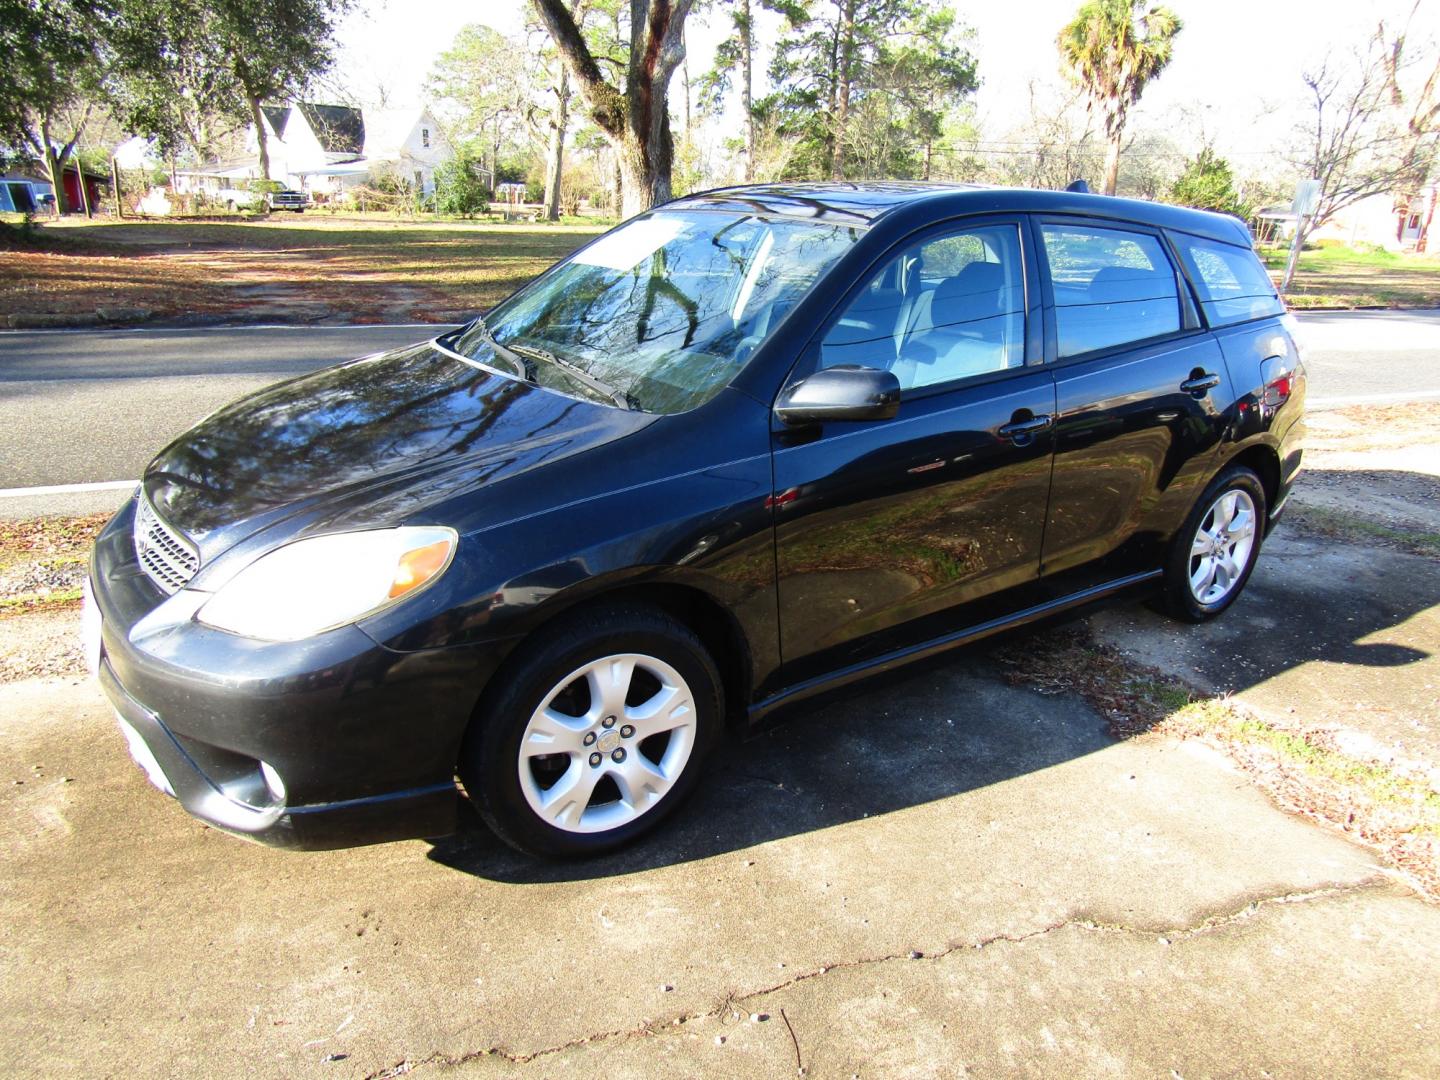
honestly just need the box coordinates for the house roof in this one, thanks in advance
[261,105,292,139]
[296,102,365,155]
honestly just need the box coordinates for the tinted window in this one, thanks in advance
[819,224,1026,391]
[1174,234,1285,326]
[1041,224,1181,358]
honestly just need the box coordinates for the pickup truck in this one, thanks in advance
[216,185,308,213]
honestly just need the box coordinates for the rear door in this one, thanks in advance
[1034,217,1234,596]
[771,216,1057,685]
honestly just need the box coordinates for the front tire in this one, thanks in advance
[1163,464,1266,622]
[459,603,722,857]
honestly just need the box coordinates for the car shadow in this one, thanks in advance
[427,473,1440,883]
[426,624,1147,883]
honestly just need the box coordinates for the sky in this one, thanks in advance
[332,0,1438,168]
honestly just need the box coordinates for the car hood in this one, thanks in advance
[142,340,651,559]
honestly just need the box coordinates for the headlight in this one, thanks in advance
[196,526,457,641]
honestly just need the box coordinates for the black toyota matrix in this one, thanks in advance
[86,183,1305,857]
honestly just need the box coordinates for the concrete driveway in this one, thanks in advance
[3,633,1438,1078]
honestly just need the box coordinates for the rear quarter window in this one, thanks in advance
[1173,234,1285,327]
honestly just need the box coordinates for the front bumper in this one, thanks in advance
[89,499,502,849]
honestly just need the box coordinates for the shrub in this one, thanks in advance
[432,154,491,217]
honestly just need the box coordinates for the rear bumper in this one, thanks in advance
[89,499,504,850]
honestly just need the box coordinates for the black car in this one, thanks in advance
[86,183,1305,856]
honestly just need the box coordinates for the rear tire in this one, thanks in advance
[459,603,722,858]
[1162,464,1266,623]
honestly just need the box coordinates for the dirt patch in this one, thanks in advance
[0,218,602,325]
[0,513,108,619]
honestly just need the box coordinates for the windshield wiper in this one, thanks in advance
[508,342,636,410]
[468,318,534,383]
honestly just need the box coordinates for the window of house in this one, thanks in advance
[1172,233,1284,328]
[1041,224,1182,357]
[422,128,430,148]
[415,170,424,191]
[819,224,1026,391]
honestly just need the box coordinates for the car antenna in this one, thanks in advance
[1065,179,1091,193]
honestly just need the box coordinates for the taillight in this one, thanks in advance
[1263,373,1294,408]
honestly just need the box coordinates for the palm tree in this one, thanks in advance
[1057,0,1183,195]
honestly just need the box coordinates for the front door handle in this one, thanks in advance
[997,414,1055,440]
[1180,372,1221,396]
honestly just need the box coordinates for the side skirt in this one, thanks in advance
[747,569,1163,725]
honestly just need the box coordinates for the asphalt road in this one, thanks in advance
[0,309,1436,517]
[0,323,454,517]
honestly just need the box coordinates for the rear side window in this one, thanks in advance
[1173,234,1285,326]
[1041,224,1181,358]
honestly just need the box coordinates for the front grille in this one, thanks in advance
[133,494,200,595]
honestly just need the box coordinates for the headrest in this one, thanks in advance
[934,261,1004,310]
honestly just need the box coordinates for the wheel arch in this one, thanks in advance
[1219,440,1281,524]
[473,577,757,735]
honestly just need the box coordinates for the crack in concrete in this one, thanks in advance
[362,875,1392,1077]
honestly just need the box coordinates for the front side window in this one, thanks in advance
[451,211,863,414]
[1173,234,1284,327]
[1041,223,1181,358]
[819,223,1026,391]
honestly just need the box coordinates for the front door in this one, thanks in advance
[771,218,1057,687]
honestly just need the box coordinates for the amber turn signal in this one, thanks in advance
[389,539,454,599]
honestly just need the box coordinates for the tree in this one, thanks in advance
[524,0,604,221]
[427,25,536,183]
[221,0,349,180]
[107,0,246,164]
[1379,7,1440,250]
[1168,146,1246,216]
[108,0,346,176]
[987,82,1103,191]
[1283,29,1439,287]
[531,0,693,217]
[762,0,976,182]
[432,152,491,216]
[1057,0,1182,195]
[1,0,108,215]
[700,0,804,181]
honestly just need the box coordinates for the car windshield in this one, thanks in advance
[449,210,864,414]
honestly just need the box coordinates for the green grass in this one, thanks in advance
[1172,700,1440,838]
[1260,242,1440,308]
[1286,504,1440,557]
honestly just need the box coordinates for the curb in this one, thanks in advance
[6,307,153,330]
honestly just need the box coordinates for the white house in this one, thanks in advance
[1256,184,1438,252]
[176,102,451,199]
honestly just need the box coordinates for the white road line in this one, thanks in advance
[0,480,137,499]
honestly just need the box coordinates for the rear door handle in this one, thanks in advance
[997,414,1055,440]
[1180,372,1221,395]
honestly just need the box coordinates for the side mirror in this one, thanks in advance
[775,365,901,426]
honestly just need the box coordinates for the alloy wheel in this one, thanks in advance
[1188,488,1257,606]
[517,653,697,834]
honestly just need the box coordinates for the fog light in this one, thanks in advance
[259,760,286,802]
